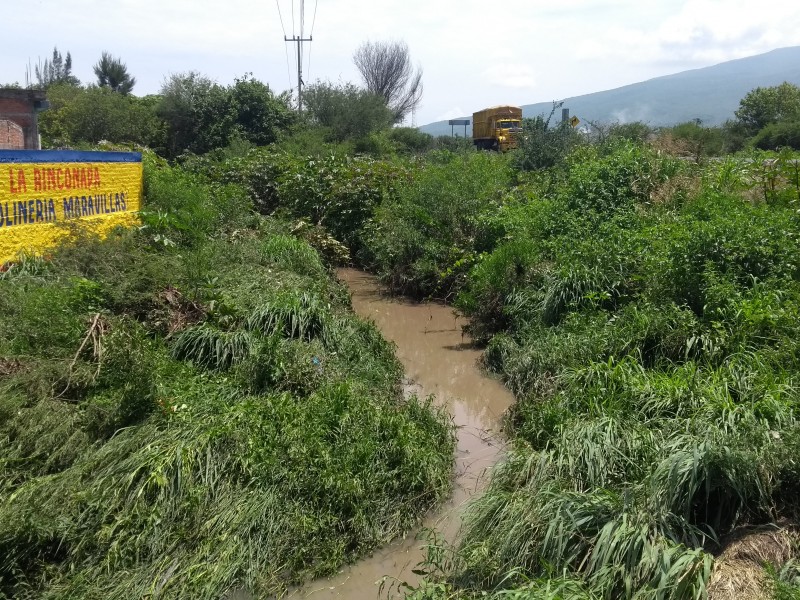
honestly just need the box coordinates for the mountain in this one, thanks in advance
[419,46,800,137]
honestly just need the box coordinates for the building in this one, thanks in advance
[0,89,49,150]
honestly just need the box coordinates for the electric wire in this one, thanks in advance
[309,0,318,37]
[275,0,294,93]
[306,0,318,81]
[275,0,287,36]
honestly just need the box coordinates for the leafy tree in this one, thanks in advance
[157,72,235,157]
[353,40,422,123]
[303,81,393,142]
[33,47,80,88]
[229,74,294,145]
[39,84,165,149]
[93,51,136,95]
[735,82,800,134]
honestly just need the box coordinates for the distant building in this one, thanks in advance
[0,89,49,150]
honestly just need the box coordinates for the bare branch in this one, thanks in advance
[353,40,423,123]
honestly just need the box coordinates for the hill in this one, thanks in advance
[420,46,800,136]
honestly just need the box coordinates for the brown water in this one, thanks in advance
[284,269,514,599]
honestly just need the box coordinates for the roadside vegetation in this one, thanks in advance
[0,154,454,599]
[4,46,800,599]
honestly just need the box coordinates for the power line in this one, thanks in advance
[306,0,318,82]
[275,0,287,37]
[275,0,293,90]
[309,0,318,36]
[306,0,319,82]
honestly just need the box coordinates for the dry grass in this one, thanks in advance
[708,524,799,600]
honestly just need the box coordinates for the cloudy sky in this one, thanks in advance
[2,0,799,125]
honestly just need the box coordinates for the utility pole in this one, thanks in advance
[286,34,312,115]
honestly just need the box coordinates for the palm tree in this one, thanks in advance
[93,51,136,95]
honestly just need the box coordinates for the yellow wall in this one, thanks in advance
[0,157,142,264]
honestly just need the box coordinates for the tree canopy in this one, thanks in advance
[735,81,800,133]
[94,51,136,95]
[33,47,80,88]
[303,81,393,142]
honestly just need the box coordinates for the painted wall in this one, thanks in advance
[0,150,142,264]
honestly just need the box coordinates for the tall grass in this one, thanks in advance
[407,145,800,599]
[0,155,455,599]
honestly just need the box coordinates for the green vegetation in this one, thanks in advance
[430,145,800,599]
[0,155,454,598]
[6,52,800,599]
[93,51,136,95]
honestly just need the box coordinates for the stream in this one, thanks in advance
[286,269,514,599]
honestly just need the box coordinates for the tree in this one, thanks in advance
[39,84,164,149]
[303,80,394,142]
[353,40,422,123]
[157,72,236,157]
[33,47,80,88]
[94,51,136,94]
[735,82,800,134]
[229,74,294,145]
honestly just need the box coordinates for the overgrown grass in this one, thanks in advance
[404,146,800,599]
[0,154,455,599]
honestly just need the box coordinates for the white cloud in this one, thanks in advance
[481,63,537,90]
[1,0,798,125]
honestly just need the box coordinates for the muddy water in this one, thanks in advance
[288,269,514,599]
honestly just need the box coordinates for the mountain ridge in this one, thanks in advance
[419,46,800,137]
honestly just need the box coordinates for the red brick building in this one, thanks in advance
[0,89,49,150]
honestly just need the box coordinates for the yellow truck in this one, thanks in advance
[472,105,523,151]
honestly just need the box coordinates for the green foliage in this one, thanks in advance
[363,150,513,298]
[605,121,654,144]
[735,82,800,134]
[39,84,165,148]
[157,71,236,157]
[32,46,80,88]
[229,74,295,146]
[303,80,394,143]
[0,156,455,599]
[423,143,800,599]
[172,325,256,369]
[515,104,583,171]
[140,152,254,246]
[752,120,800,150]
[93,51,136,94]
[197,148,407,252]
[387,126,435,154]
[667,120,725,158]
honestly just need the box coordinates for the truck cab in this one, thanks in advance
[472,106,523,151]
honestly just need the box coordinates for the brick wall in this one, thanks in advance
[0,119,24,149]
[0,91,46,150]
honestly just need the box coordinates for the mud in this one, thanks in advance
[286,269,514,599]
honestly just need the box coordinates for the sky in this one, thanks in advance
[2,0,799,126]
